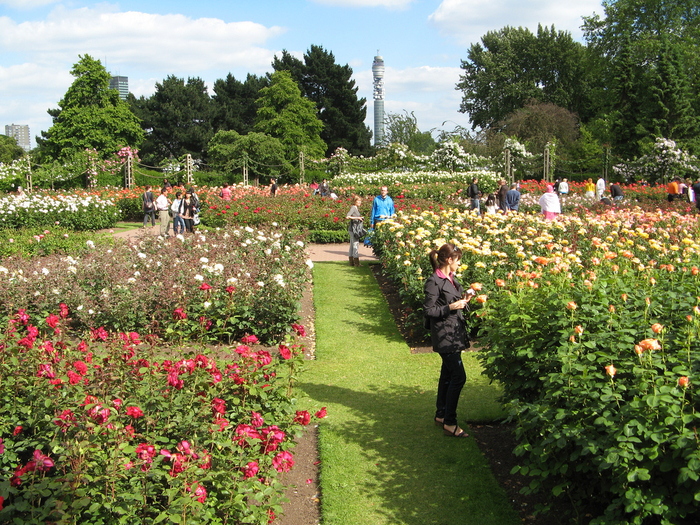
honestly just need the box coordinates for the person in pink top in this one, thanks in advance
[219,183,232,200]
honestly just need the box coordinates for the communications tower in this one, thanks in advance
[372,53,385,146]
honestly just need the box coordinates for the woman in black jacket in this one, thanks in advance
[423,243,474,438]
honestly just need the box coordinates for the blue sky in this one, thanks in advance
[0,0,604,150]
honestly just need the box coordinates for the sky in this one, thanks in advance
[0,0,604,150]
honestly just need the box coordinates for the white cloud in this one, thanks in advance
[429,0,603,45]
[310,0,413,8]
[0,5,285,72]
[359,65,471,135]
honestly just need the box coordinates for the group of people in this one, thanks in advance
[468,177,521,214]
[667,177,698,203]
[142,183,200,236]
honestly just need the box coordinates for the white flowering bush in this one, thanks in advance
[333,170,498,188]
[0,159,29,192]
[0,192,119,230]
[613,137,699,183]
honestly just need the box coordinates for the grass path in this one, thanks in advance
[298,262,520,525]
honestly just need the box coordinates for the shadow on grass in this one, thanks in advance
[301,380,518,525]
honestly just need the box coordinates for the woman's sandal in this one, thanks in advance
[434,417,444,427]
[443,425,469,438]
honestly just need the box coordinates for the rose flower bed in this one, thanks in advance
[0,227,311,344]
[0,307,323,524]
[372,206,700,523]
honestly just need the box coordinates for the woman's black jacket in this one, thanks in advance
[423,271,469,354]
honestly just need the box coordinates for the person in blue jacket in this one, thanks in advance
[370,185,395,228]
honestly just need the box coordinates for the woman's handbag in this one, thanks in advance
[193,213,201,226]
[351,221,367,240]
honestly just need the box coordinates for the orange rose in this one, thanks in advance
[476,294,488,304]
[609,305,616,313]
[679,376,690,388]
[495,279,505,287]
[634,345,643,356]
[605,364,617,377]
[621,293,628,302]
[574,325,584,335]
[470,283,483,291]
[651,323,663,334]
[638,338,661,352]
[566,301,577,311]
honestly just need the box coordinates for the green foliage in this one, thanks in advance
[458,25,591,130]
[208,130,292,183]
[306,230,347,244]
[255,71,326,161]
[0,227,113,258]
[382,111,436,155]
[40,55,144,162]
[272,45,372,157]
[130,76,214,166]
[0,135,25,164]
[211,73,269,134]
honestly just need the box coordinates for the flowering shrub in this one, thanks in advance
[0,227,113,259]
[613,137,699,183]
[0,228,311,344]
[0,308,318,524]
[0,192,119,230]
[332,170,499,193]
[372,204,700,522]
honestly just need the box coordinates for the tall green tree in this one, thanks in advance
[208,130,291,182]
[0,135,25,164]
[457,25,592,130]
[211,73,269,134]
[583,0,700,156]
[130,76,213,164]
[40,54,143,161]
[255,70,326,160]
[272,45,372,156]
[499,100,579,153]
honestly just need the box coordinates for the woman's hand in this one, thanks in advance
[449,299,468,310]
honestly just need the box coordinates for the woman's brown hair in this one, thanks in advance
[428,243,462,271]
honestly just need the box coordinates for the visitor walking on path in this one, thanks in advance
[171,191,184,236]
[155,188,171,237]
[467,177,480,212]
[346,196,364,267]
[370,186,395,229]
[142,185,156,228]
[539,185,561,220]
[423,243,473,438]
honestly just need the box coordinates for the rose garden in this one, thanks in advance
[2,139,700,524]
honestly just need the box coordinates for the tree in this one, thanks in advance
[499,100,579,154]
[383,111,436,155]
[40,54,143,161]
[208,130,291,182]
[272,45,372,156]
[130,76,213,165]
[583,0,700,156]
[0,135,25,164]
[254,70,326,160]
[457,25,591,130]
[211,73,269,134]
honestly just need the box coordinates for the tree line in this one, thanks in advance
[456,0,700,163]
[29,45,372,173]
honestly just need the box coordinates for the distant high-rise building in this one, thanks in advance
[372,53,385,147]
[5,124,30,151]
[109,76,129,100]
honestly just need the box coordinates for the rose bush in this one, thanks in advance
[0,227,312,344]
[0,307,319,524]
[372,204,700,523]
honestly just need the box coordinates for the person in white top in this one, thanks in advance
[155,188,171,236]
[596,176,606,200]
